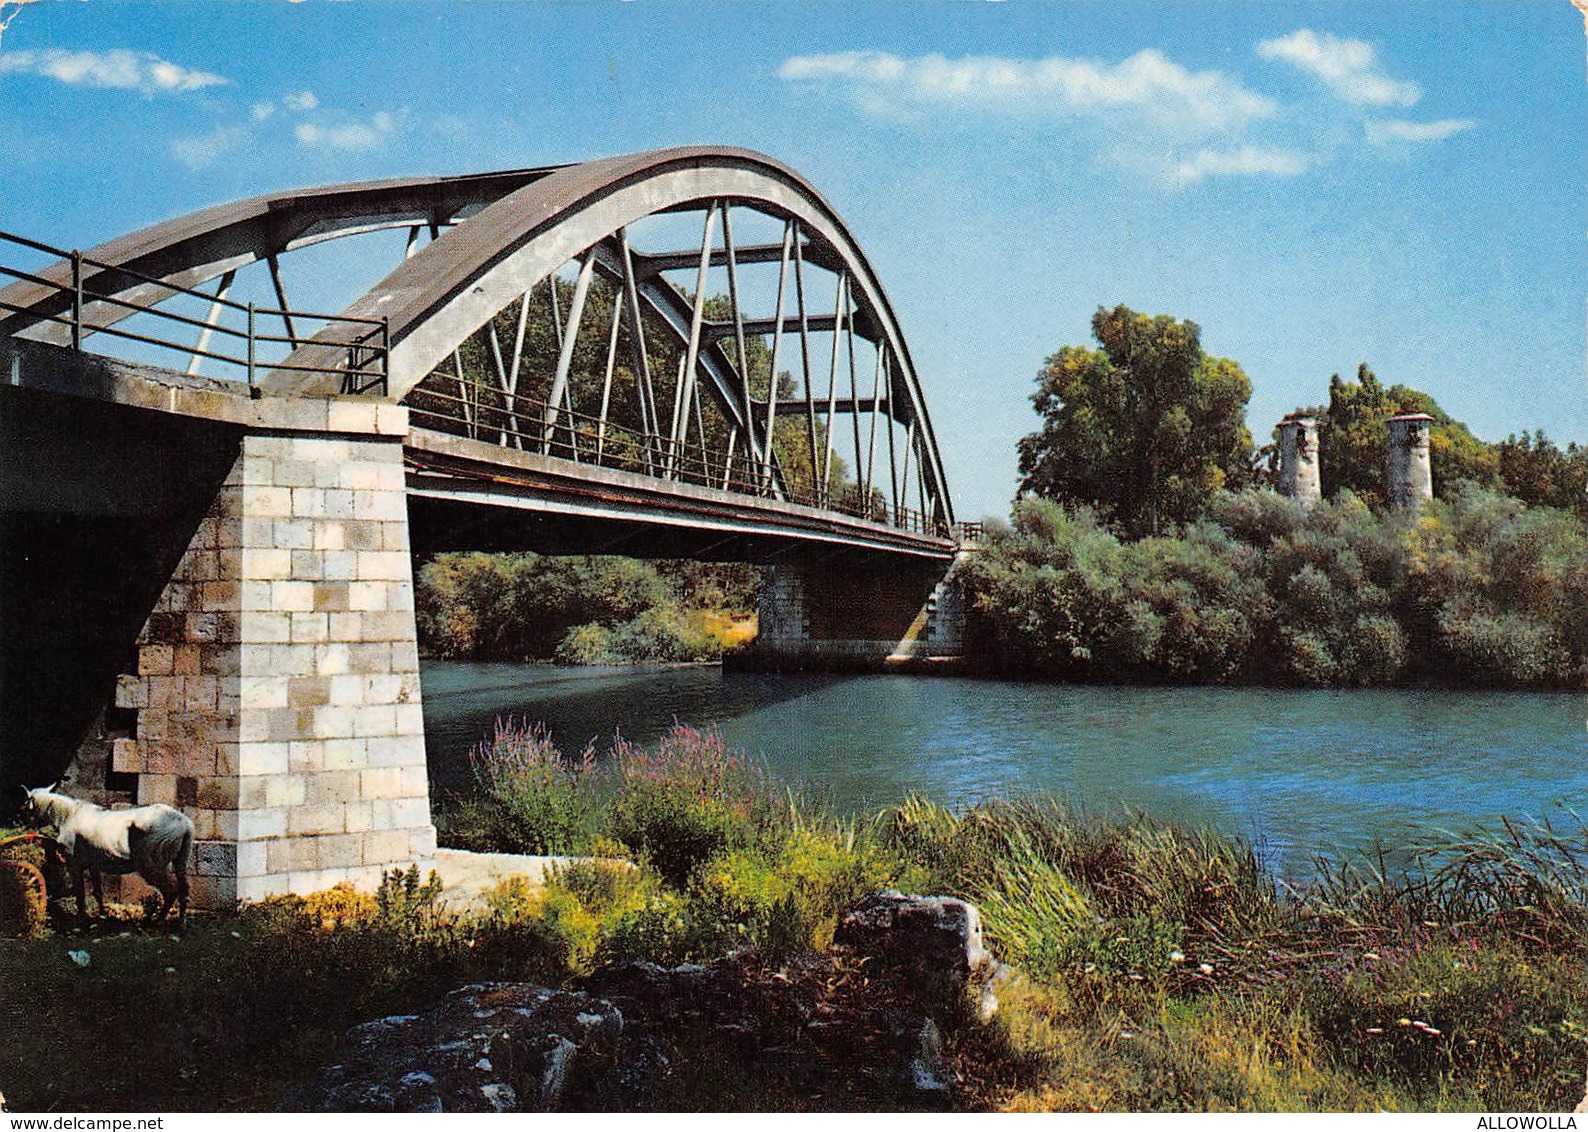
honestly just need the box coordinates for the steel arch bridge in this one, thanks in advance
[0,146,957,554]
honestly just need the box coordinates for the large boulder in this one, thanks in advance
[834,891,1007,1021]
[280,982,623,1112]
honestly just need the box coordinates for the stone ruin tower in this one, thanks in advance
[1275,416,1321,508]
[1386,412,1435,508]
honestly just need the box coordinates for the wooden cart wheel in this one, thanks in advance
[0,857,48,937]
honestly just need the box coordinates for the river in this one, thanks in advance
[420,661,1588,875]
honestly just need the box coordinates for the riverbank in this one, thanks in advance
[5,724,1585,1112]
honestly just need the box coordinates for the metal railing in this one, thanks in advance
[406,378,951,537]
[0,229,389,396]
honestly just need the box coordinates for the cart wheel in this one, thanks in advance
[0,858,48,937]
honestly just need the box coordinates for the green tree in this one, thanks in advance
[1307,364,1497,506]
[1495,431,1588,514]
[1017,305,1254,537]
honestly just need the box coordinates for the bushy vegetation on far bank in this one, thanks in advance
[416,552,756,664]
[963,485,1588,689]
[6,725,1588,1111]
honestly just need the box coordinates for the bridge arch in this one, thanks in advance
[0,147,954,531]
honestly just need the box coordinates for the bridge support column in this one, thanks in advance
[741,551,974,671]
[108,406,434,907]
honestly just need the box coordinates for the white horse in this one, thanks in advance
[21,785,193,930]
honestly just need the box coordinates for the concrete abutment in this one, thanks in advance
[739,548,976,671]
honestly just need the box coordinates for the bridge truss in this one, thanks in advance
[0,147,954,535]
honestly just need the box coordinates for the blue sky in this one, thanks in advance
[1,1,1582,521]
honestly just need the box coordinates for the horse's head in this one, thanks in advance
[20,783,60,828]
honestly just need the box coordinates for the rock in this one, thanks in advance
[975,959,1016,1024]
[286,896,1009,1111]
[834,891,1006,1020]
[280,983,623,1112]
[582,951,958,1105]
[836,891,991,978]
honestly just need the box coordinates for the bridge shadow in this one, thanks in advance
[0,379,241,800]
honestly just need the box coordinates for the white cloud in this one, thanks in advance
[1365,117,1476,144]
[171,124,247,170]
[252,89,318,120]
[780,51,907,84]
[0,47,226,93]
[779,48,1275,135]
[253,89,318,121]
[294,110,397,151]
[1256,29,1419,107]
[1170,145,1309,185]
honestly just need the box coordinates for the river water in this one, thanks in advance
[420,661,1588,874]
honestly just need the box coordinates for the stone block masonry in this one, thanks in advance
[108,400,435,907]
[1387,412,1435,510]
[1276,416,1321,508]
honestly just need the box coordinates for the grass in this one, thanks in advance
[4,727,1588,1111]
[898,798,1588,1111]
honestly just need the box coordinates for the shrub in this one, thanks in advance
[965,487,1588,689]
[604,726,770,885]
[464,720,601,854]
[522,860,659,975]
[598,882,696,966]
[555,622,616,665]
[1119,524,1268,681]
[691,820,912,955]
[961,498,1134,677]
[1402,486,1588,685]
[607,607,700,662]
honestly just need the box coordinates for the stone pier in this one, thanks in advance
[44,382,440,908]
[1386,412,1435,509]
[741,548,974,671]
[1275,416,1321,507]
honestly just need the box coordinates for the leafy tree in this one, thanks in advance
[1305,364,1497,505]
[1495,431,1588,514]
[1017,305,1254,537]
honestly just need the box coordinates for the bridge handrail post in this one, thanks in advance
[70,249,82,352]
[381,316,390,396]
[246,302,256,395]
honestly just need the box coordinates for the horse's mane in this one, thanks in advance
[31,788,96,827]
